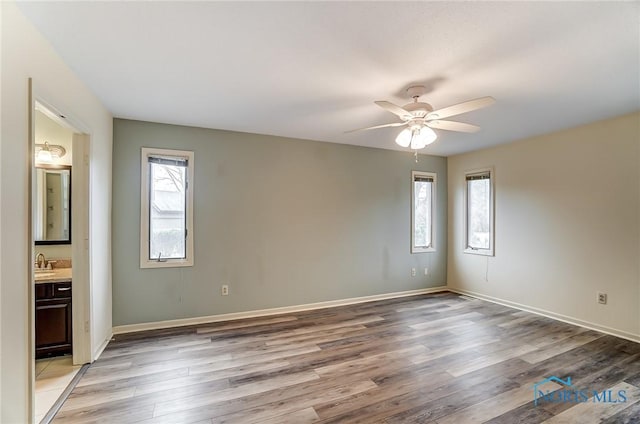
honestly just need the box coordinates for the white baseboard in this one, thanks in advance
[113,286,448,335]
[448,287,640,344]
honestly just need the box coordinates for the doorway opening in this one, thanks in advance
[30,97,92,423]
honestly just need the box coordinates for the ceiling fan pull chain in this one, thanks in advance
[414,150,418,163]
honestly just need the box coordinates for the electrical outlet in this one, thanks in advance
[424,267,429,276]
[221,285,229,296]
[597,292,607,305]
[411,268,416,277]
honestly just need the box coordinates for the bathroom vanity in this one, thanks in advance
[35,268,72,359]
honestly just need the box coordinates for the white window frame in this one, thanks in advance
[464,167,495,256]
[140,147,194,268]
[411,170,436,253]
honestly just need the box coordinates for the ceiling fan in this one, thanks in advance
[347,85,495,150]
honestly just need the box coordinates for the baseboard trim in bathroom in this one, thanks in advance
[39,363,90,424]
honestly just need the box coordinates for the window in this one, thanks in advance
[464,168,494,256]
[411,171,436,253]
[140,147,194,268]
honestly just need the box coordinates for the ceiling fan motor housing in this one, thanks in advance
[402,102,433,119]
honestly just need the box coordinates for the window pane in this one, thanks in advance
[413,180,432,248]
[467,178,490,249]
[149,162,186,259]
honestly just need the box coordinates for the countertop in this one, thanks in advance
[34,268,72,284]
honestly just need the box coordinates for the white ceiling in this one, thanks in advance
[18,1,640,156]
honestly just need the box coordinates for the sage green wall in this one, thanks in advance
[112,119,447,326]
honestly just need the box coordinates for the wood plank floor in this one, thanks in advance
[52,292,640,423]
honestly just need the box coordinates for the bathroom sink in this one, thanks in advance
[34,269,55,277]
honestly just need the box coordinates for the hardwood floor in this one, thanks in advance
[52,292,640,423]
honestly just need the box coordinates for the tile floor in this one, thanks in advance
[35,356,82,423]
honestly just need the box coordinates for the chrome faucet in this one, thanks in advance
[36,252,46,269]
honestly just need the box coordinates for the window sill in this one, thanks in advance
[140,259,193,269]
[412,247,436,254]
[463,248,494,257]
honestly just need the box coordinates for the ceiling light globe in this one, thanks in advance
[410,126,437,150]
[395,128,412,147]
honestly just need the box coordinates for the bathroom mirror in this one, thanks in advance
[35,165,71,245]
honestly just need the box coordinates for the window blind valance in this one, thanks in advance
[466,173,490,181]
[148,156,188,167]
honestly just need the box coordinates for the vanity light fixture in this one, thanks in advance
[35,141,66,164]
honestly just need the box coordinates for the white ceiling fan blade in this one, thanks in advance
[426,120,480,133]
[374,101,412,119]
[427,96,495,120]
[344,122,406,133]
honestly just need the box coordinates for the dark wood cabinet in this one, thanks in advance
[35,281,72,358]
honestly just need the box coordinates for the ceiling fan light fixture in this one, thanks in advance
[396,126,437,150]
[348,88,494,154]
